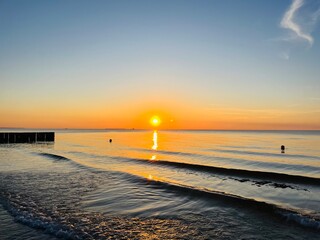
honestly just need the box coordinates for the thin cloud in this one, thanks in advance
[311,7,320,23]
[279,51,290,60]
[280,0,314,45]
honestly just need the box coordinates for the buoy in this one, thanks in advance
[281,145,285,153]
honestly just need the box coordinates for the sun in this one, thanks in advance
[150,116,161,127]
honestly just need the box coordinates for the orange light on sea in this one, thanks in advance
[152,130,158,150]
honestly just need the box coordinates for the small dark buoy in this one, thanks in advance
[109,139,112,143]
[281,145,285,153]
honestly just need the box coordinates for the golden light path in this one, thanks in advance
[151,132,157,159]
[150,115,159,159]
[152,130,158,150]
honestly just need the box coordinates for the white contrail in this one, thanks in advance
[280,0,314,45]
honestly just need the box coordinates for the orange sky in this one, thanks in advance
[1,99,319,130]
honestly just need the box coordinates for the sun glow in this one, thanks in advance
[150,116,161,127]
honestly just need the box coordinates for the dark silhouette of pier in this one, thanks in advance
[0,132,55,143]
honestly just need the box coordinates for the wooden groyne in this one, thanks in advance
[0,132,55,144]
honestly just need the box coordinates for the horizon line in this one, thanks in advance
[0,127,319,131]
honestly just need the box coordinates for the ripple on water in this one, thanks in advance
[0,170,202,239]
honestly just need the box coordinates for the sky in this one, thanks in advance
[0,0,320,130]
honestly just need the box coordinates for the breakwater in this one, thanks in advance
[0,132,54,143]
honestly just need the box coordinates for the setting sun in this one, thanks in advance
[150,116,161,127]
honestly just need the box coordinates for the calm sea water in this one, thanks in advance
[0,130,319,239]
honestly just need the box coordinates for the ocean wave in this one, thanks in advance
[210,149,320,160]
[110,156,320,186]
[128,147,320,171]
[36,152,99,173]
[28,152,320,230]
[123,173,320,231]
[131,147,196,157]
[64,150,320,186]
[0,171,201,239]
[278,211,320,230]
[38,153,71,162]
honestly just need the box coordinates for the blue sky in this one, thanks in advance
[0,0,319,129]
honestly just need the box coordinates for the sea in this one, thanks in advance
[0,129,319,239]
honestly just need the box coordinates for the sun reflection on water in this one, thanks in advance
[152,130,158,150]
[151,130,158,161]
